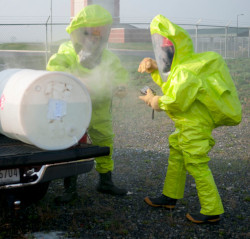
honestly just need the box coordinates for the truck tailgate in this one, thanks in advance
[0,134,110,168]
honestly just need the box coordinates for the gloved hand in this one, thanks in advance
[114,85,127,98]
[138,58,158,73]
[139,88,162,111]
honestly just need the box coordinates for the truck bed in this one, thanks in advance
[0,134,110,169]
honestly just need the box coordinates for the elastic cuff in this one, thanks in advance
[151,96,162,111]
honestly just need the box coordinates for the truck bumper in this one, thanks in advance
[0,158,94,189]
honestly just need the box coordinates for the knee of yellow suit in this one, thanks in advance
[185,162,210,178]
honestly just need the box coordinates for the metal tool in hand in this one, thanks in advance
[140,86,156,120]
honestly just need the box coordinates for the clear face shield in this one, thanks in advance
[151,34,175,82]
[70,25,111,69]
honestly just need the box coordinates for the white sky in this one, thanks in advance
[0,0,249,27]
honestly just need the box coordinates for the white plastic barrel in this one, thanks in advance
[0,69,92,150]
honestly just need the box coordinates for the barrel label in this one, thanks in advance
[47,99,67,121]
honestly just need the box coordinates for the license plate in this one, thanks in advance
[0,168,20,185]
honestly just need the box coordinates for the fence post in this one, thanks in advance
[225,26,228,58]
[195,19,202,52]
[195,25,198,52]
[241,37,244,58]
[248,28,250,58]
[234,36,237,58]
[45,16,50,66]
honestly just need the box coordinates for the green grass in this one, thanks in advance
[0,43,45,51]
[0,41,153,53]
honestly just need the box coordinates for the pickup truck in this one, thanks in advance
[0,133,109,209]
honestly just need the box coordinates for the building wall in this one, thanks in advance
[109,28,151,43]
[91,0,115,16]
[109,28,125,43]
[72,0,120,23]
[124,29,151,42]
[71,0,85,19]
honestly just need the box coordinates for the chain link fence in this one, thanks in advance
[189,24,250,59]
[0,22,249,71]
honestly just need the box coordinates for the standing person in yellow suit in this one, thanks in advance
[138,15,241,223]
[47,5,128,203]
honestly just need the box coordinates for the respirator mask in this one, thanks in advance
[71,25,111,69]
[151,34,175,82]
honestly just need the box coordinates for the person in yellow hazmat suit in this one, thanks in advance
[47,5,128,203]
[138,15,242,224]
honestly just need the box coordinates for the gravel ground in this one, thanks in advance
[0,85,249,239]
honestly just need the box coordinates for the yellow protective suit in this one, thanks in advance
[150,15,242,215]
[47,5,128,173]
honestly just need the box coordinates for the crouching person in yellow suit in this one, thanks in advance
[138,14,242,224]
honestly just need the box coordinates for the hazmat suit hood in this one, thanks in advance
[66,4,113,34]
[66,5,113,69]
[150,14,194,68]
